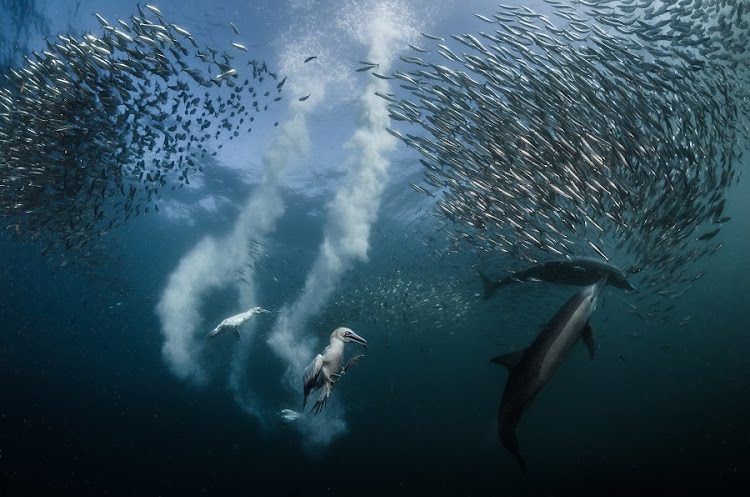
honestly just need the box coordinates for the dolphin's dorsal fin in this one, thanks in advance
[582,320,596,359]
[490,350,524,369]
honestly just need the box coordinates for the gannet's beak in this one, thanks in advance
[344,330,368,350]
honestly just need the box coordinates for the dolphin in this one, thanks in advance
[491,276,607,473]
[303,327,367,414]
[480,256,635,299]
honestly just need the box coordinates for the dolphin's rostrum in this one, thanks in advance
[303,327,367,414]
[492,276,607,473]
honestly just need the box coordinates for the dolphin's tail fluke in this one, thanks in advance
[504,433,527,474]
[500,418,527,474]
[501,431,527,474]
[515,452,527,475]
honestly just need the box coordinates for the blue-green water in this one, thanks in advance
[2,1,750,496]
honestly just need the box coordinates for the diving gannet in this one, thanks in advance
[302,327,367,414]
[279,409,301,423]
[491,276,606,473]
[480,256,635,299]
[205,306,270,341]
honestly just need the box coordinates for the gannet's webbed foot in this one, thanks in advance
[342,353,365,373]
[310,381,332,415]
[310,397,328,415]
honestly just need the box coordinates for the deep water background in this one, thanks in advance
[3,161,750,497]
[2,1,750,496]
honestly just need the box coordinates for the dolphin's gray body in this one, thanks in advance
[491,277,606,473]
[480,256,634,299]
[303,327,367,414]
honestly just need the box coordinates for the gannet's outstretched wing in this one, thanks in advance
[342,353,365,373]
[302,354,324,409]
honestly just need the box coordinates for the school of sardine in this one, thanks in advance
[320,268,477,339]
[383,0,749,299]
[0,4,282,266]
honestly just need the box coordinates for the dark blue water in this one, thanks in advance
[3,1,750,496]
[3,174,750,496]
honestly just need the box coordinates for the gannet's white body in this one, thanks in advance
[205,306,270,341]
[279,409,301,423]
[302,327,367,414]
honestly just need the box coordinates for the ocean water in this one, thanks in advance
[2,1,750,496]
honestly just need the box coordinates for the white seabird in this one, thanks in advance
[302,327,367,414]
[205,306,270,341]
[279,409,301,423]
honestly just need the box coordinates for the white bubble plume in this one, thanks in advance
[155,8,352,409]
[267,0,417,448]
[155,108,309,385]
[156,0,421,448]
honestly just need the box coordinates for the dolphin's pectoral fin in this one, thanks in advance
[231,327,240,341]
[342,353,365,373]
[490,350,524,370]
[582,320,596,359]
